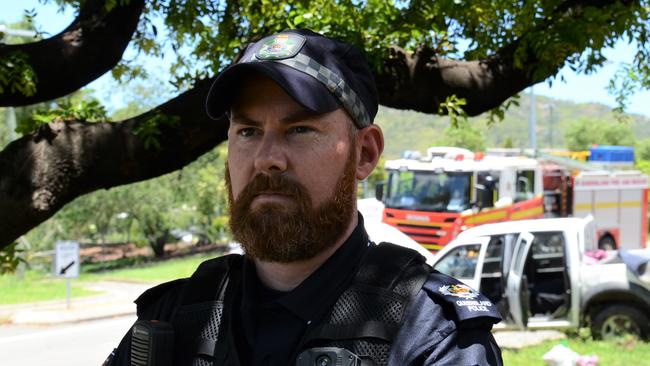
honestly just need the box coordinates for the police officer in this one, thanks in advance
[105,29,503,366]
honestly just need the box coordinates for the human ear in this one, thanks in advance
[355,124,384,180]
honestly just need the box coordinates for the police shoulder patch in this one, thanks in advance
[424,271,502,326]
[255,33,306,60]
[438,284,479,299]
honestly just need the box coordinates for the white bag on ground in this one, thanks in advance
[542,344,578,366]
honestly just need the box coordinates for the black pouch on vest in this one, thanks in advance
[130,320,174,366]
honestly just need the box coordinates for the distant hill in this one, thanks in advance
[375,95,650,159]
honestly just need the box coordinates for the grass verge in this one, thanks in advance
[82,252,219,283]
[0,271,100,305]
[0,251,223,305]
[502,337,650,365]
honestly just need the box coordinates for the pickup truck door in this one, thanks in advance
[505,231,534,329]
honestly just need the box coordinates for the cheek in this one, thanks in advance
[305,150,351,200]
[227,156,246,200]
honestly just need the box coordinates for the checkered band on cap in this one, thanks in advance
[249,53,371,128]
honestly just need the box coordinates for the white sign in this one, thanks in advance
[573,175,649,191]
[54,241,80,278]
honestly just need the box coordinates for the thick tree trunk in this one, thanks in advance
[0,0,145,106]
[150,236,167,258]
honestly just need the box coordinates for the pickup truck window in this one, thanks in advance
[532,231,564,255]
[434,244,481,279]
[527,231,569,317]
[481,237,506,304]
[531,231,566,273]
[483,236,505,274]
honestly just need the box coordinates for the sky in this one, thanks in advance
[2,0,650,117]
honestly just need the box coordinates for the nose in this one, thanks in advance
[253,132,288,173]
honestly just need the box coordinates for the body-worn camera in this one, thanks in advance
[296,347,363,366]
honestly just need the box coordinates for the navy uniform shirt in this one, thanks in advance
[233,214,371,365]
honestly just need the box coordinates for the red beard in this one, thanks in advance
[226,149,357,262]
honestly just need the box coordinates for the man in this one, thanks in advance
[106,29,503,366]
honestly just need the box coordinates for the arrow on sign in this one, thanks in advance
[60,261,75,275]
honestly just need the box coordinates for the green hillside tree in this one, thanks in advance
[1,0,649,250]
[564,118,635,151]
[440,121,486,152]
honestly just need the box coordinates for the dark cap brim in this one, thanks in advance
[205,61,342,120]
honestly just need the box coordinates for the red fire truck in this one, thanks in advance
[378,147,545,252]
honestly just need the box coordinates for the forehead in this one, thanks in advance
[229,74,356,131]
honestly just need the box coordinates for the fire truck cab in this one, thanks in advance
[379,147,544,252]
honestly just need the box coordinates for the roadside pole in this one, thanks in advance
[529,86,537,156]
[54,241,80,309]
[66,278,71,309]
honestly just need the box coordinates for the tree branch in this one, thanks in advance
[375,43,531,116]
[375,0,636,116]
[0,0,145,107]
[0,77,227,248]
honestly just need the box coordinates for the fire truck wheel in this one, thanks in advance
[592,304,649,340]
[597,235,616,251]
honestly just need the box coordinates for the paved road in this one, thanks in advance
[0,315,135,366]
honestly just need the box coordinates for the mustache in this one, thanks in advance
[237,173,307,202]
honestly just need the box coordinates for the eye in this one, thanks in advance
[237,127,256,137]
[289,126,314,134]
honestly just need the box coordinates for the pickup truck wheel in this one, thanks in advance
[592,305,649,340]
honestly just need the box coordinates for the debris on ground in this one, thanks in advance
[542,342,598,366]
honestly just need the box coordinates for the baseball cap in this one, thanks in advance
[205,29,378,128]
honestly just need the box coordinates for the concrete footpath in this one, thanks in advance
[0,280,565,349]
[494,329,566,349]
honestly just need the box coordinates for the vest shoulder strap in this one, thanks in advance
[134,254,242,320]
[135,278,187,309]
[179,254,242,305]
[300,242,430,365]
[134,254,244,366]
[356,242,428,290]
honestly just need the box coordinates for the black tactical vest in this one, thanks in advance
[133,243,430,366]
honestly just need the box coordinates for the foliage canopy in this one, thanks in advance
[1,0,650,251]
[29,0,650,114]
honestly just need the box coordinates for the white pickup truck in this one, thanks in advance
[431,217,650,339]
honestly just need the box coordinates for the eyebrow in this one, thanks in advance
[230,109,320,126]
